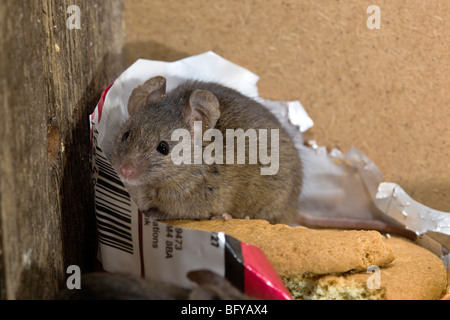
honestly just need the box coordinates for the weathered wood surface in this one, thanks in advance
[0,0,125,299]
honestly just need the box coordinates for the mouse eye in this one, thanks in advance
[122,130,132,142]
[157,141,170,155]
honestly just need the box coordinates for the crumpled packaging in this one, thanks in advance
[90,51,449,299]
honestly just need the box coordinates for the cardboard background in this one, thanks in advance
[123,0,449,212]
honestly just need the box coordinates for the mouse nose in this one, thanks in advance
[119,163,137,180]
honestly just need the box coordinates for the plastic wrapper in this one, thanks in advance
[90,51,449,299]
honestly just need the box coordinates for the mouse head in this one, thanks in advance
[109,76,220,188]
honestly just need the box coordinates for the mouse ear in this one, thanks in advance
[183,90,221,134]
[128,76,166,116]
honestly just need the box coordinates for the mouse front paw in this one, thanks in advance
[141,207,168,220]
[210,213,233,221]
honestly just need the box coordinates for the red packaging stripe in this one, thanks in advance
[90,81,114,151]
[95,81,114,123]
[241,242,292,300]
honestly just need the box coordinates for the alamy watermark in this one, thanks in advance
[367,5,381,30]
[65,5,380,31]
[171,121,280,176]
[66,265,81,289]
[66,5,81,29]
[366,265,381,290]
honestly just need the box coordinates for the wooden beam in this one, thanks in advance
[0,0,125,299]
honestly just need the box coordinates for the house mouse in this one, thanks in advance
[58,270,251,300]
[108,75,416,238]
[109,76,303,224]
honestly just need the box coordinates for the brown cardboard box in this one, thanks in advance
[123,0,450,213]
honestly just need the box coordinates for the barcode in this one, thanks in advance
[92,126,134,254]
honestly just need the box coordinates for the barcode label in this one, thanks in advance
[92,124,134,255]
